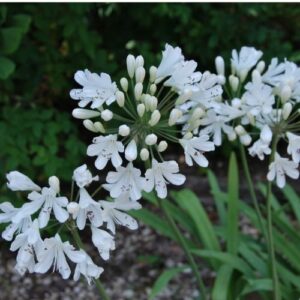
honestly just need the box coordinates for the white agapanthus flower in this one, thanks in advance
[6,171,41,192]
[103,163,146,200]
[87,135,124,170]
[70,70,117,109]
[35,234,86,279]
[100,194,141,234]
[286,132,300,163]
[231,46,263,79]
[73,164,99,188]
[249,139,271,160]
[179,134,215,167]
[267,153,299,188]
[91,226,115,260]
[144,159,186,199]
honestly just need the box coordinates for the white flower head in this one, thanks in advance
[248,139,271,160]
[231,47,263,79]
[103,162,146,201]
[91,226,115,260]
[156,44,184,82]
[267,153,299,188]
[35,234,85,279]
[287,132,300,163]
[179,134,215,167]
[87,134,124,170]
[6,171,41,192]
[73,164,99,188]
[70,70,117,109]
[100,193,141,234]
[144,159,186,199]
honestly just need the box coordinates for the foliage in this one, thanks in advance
[132,155,300,299]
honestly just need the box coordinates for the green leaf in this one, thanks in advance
[0,27,24,54]
[227,152,239,254]
[282,184,300,222]
[149,266,187,300]
[240,279,272,296]
[172,189,220,252]
[191,249,253,276]
[0,6,7,25]
[0,56,15,79]
[12,14,31,33]
[212,265,233,300]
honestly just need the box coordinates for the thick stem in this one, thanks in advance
[69,222,110,300]
[158,198,207,300]
[266,137,281,300]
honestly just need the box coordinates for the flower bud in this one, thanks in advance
[231,98,241,108]
[149,110,161,126]
[134,83,143,101]
[260,125,272,143]
[169,108,183,126]
[135,55,144,68]
[94,121,105,133]
[150,96,158,112]
[137,103,145,117]
[119,124,130,136]
[191,107,205,120]
[135,66,146,83]
[235,125,246,136]
[229,75,239,92]
[227,131,237,141]
[72,108,101,119]
[101,109,113,121]
[176,89,193,105]
[126,54,135,78]
[215,56,225,76]
[83,120,98,132]
[183,132,193,140]
[116,91,125,107]
[140,148,149,161]
[217,75,226,85]
[283,102,293,120]
[49,176,60,194]
[150,84,157,95]
[120,77,128,92]
[67,202,79,215]
[158,141,168,152]
[256,61,265,74]
[149,66,157,83]
[144,94,152,111]
[125,139,137,161]
[252,70,261,83]
[239,69,248,82]
[280,85,292,103]
[240,134,252,146]
[145,133,157,146]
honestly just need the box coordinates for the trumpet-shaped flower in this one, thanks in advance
[73,164,99,188]
[87,135,124,170]
[70,70,117,109]
[91,226,115,260]
[6,171,41,192]
[287,132,300,163]
[144,159,186,199]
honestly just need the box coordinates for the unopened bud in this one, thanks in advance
[135,55,144,68]
[134,83,143,101]
[150,96,158,112]
[239,69,248,82]
[260,125,272,143]
[94,121,105,133]
[137,103,145,117]
[252,70,261,83]
[149,110,161,126]
[49,176,60,193]
[150,84,157,95]
[144,94,152,111]
[120,77,128,92]
[126,54,135,78]
[280,85,292,103]
[256,61,265,74]
[231,98,241,108]
[215,56,225,76]
[83,120,98,132]
[135,66,146,83]
[235,125,246,136]
[67,202,79,215]
[72,108,101,119]
[116,91,125,107]
[176,89,193,105]
[118,125,130,137]
[227,131,237,141]
[158,141,168,152]
[125,139,137,161]
[283,102,293,120]
[149,66,157,83]
[169,108,183,126]
[217,75,226,85]
[191,107,205,120]
[145,133,157,146]
[229,75,239,92]
[240,134,252,146]
[140,148,149,161]
[101,109,113,121]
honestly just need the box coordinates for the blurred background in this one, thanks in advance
[1,3,300,186]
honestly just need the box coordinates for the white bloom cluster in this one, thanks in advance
[70,44,217,199]
[1,166,141,282]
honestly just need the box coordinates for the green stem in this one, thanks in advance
[238,143,267,240]
[69,222,110,300]
[158,198,207,300]
[266,137,281,300]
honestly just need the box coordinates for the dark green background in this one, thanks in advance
[1,3,300,186]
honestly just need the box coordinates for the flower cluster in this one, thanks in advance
[1,167,140,282]
[70,44,219,199]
